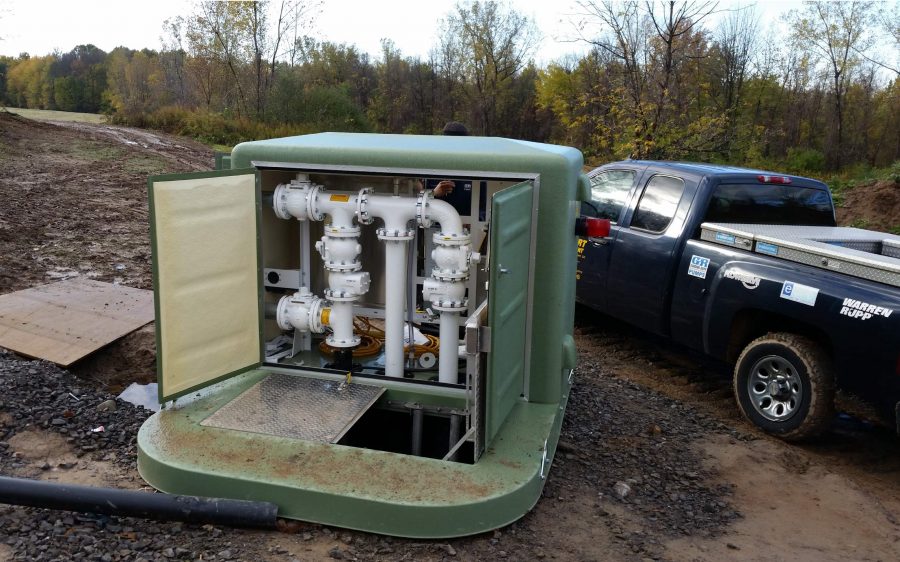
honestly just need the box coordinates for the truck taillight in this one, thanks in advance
[757,174,792,185]
[575,217,611,238]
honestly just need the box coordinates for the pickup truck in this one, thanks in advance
[576,161,900,440]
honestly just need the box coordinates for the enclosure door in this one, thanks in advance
[149,169,262,402]
[486,180,534,443]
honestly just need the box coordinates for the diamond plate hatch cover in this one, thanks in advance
[201,374,385,443]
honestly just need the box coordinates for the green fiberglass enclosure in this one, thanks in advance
[138,132,586,537]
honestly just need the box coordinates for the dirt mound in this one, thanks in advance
[0,112,212,388]
[836,179,900,232]
[69,325,157,390]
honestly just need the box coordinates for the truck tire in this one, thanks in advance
[733,333,834,441]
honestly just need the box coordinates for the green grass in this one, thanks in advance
[2,107,107,124]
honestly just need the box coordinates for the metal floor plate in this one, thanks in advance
[201,374,385,443]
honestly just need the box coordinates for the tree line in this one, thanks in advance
[1,0,897,173]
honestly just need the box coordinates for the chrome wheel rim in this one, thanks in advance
[747,355,803,422]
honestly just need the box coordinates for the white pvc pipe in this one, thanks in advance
[367,196,418,232]
[425,197,466,385]
[439,312,459,384]
[427,198,464,235]
[328,300,356,347]
[367,196,419,378]
[317,196,358,228]
[276,186,470,382]
[383,241,408,377]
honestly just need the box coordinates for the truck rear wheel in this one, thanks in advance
[733,333,834,441]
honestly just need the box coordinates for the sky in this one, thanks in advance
[0,0,799,65]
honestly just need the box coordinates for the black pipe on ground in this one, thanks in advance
[0,476,278,529]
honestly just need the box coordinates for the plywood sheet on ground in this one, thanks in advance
[0,278,154,366]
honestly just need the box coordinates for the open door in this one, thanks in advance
[486,180,534,443]
[149,169,262,402]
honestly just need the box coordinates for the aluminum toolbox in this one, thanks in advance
[701,223,900,288]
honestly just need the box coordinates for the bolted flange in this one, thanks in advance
[356,187,375,225]
[376,227,415,241]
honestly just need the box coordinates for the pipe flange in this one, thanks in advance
[432,231,470,247]
[307,298,325,333]
[326,334,361,348]
[323,261,363,273]
[272,184,293,220]
[307,184,325,221]
[323,224,361,238]
[431,300,468,312]
[431,268,469,281]
[275,295,293,330]
[416,190,434,229]
[356,187,375,225]
[324,289,359,301]
[376,227,415,241]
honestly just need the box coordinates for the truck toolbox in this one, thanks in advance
[701,223,900,288]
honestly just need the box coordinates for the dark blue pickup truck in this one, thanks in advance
[577,161,900,440]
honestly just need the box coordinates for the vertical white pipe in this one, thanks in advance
[439,312,459,384]
[328,300,355,346]
[383,241,408,377]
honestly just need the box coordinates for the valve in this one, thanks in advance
[275,289,327,333]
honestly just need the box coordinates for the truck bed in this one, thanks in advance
[700,223,900,288]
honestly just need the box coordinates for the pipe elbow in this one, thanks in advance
[427,199,463,236]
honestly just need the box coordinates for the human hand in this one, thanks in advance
[434,180,454,197]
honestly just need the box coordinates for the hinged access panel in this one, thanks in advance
[149,169,263,402]
[485,180,535,443]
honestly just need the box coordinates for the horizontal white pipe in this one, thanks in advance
[366,195,418,233]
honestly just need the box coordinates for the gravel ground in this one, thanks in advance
[0,351,251,562]
[550,354,743,558]
[0,343,741,561]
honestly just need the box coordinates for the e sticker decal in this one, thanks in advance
[688,255,710,279]
[780,281,818,306]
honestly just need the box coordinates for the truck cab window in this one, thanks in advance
[584,170,636,223]
[631,175,685,233]
[704,184,836,226]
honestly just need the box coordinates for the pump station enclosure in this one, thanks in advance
[137,133,585,537]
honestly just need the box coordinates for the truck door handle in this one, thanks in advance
[592,239,609,246]
[499,266,510,275]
